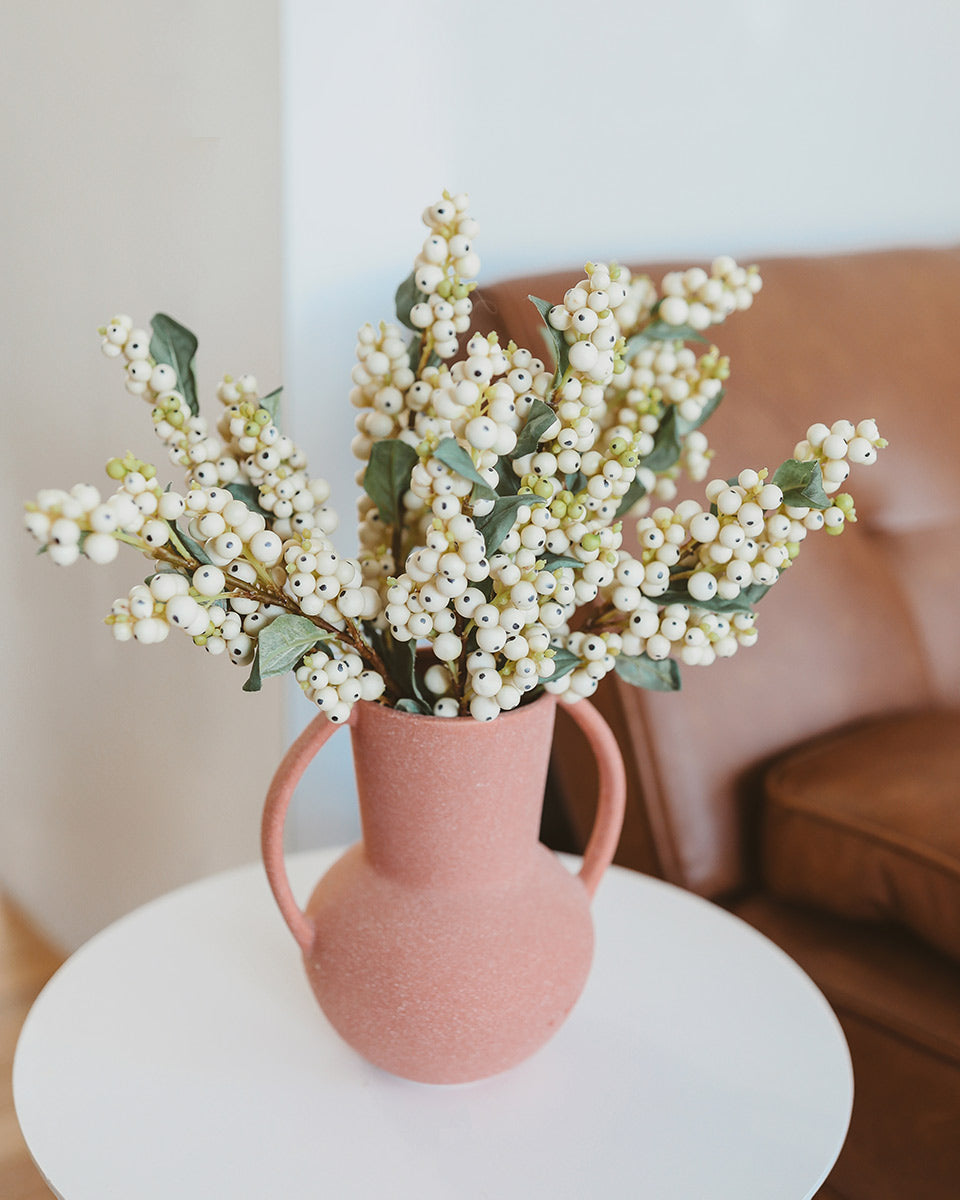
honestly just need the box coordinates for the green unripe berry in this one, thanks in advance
[581,532,601,552]
[106,458,126,480]
[534,480,553,500]
[436,280,453,299]
[608,438,628,456]
[255,409,271,425]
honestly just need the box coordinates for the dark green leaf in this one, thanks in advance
[226,480,270,517]
[256,614,323,679]
[395,697,432,715]
[540,552,582,570]
[259,387,282,422]
[363,439,419,527]
[243,647,262,693]
[495,458,520,496]
[433,438,495,500]
[174,525,213,565]
[474,493,544,556]
[528,295,570,386]
[548,646,580,682]
[615,653,681,691]
[566,470,586,494]
[513,398,559,459]
[150,313,199,416]
[615,474,648,518]
[365,625,430,707]
[395,272,427,332]
[772,459,831,510]
[638,408,681,473]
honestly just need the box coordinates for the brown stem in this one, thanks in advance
[142,541,392,682]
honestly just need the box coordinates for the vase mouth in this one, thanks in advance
[361,689,557,727]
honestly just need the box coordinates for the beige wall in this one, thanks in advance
[1,1,284,950]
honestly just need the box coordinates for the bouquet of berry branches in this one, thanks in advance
[24,192,886,722]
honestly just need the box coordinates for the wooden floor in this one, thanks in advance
[1,896,64,1200]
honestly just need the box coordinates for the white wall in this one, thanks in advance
[1,1,284,950]
[281,0,960,840]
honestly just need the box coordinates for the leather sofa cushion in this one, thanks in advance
[761,709,960,963]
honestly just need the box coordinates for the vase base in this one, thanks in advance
[302,844,595,1084]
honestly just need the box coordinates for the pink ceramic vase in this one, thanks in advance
[261,692,626,1084]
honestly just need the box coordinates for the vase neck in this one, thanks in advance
[350,696,557,887]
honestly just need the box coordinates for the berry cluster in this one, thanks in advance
[659,258,763,330]
[350,323,417,466]
[407,193,478,360]
[296,651,385,724]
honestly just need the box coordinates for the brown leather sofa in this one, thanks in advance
[480,248,960,1200]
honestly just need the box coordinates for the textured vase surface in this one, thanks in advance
[262,693,625,1084]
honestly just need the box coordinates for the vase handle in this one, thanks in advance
[561,698,627,901]
[261,710,352,954]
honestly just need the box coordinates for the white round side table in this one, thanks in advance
[14,850,851,1199]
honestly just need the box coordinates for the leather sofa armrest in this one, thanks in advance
[761,709,960,963]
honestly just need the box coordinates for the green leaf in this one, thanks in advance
[363,439,419,527]
[259,387,282,422]
[395,697,432,715]
[150,314,199,416]
[256,614,323,679]
[513,398,559,459]
[395,271,427,332]
[614,653,681,691]
[225,480,270,517]
[615,474,648,518]
[528,295,570,386]
[548,646,580,682]
[540,552,582,571]
[433,438,496,500]
[772,459,831,510]
[243,647,262,693]
[655,582,771,614]
[174,525,213,565]
[638,408,681,473]
[474,493,545,556]
[617,391,723,502]
[624,322,708,356]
